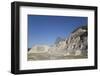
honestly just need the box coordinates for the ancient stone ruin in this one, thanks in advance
[28,26,88,60]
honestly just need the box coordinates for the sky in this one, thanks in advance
[28,15,87,48]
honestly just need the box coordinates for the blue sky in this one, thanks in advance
[28,15,87,48]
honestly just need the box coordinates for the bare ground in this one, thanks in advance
[27,52,87,61]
